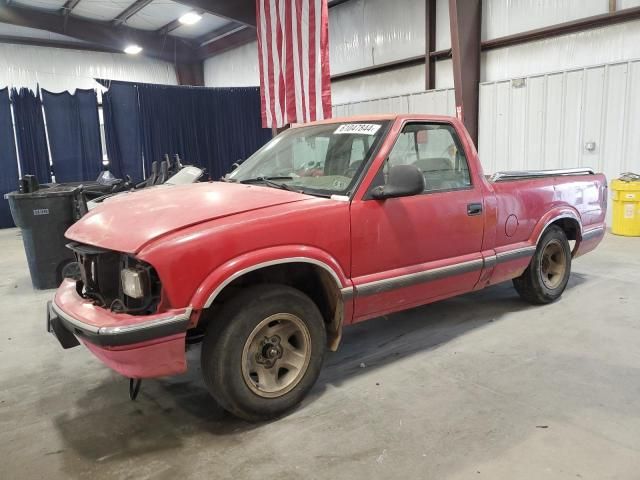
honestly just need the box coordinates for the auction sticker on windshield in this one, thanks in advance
[334,124,381,135]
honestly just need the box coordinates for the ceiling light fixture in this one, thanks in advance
[124,44,143,55]
[179,11,203,25]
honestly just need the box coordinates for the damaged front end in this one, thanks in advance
[68,242,162,316]
[46,242,192,379]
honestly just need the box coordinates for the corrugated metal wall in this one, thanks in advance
[479,59,640,222]
[332,88,456,117]
[478,59,640,176]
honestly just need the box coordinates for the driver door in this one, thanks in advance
[350,122,485,321]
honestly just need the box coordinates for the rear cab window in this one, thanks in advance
[386,123,471,193]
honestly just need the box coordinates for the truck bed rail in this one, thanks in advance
[489,168,595,182]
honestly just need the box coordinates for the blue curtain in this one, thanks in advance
[11,87,51,184]
[42,89,103,182]
[98,80,271,182]
[136,84,272,180]
[101,81,143,182]
[0,88,19,228]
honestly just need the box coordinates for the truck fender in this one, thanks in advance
[190,245,352,310]
[530,207,583,251]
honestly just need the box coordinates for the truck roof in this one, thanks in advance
[292,114,457,128]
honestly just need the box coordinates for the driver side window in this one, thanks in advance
[387,123,471,192]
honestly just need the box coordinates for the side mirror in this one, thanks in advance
[370,164,425,200]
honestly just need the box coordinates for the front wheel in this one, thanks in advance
[513,225,572,304]
[201,284,326,421]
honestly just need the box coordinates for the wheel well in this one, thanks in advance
[198,263,344,350]
[547,217,580,254]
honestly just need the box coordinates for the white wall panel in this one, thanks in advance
[624,61,640,173]
[0,43,177,92]
[581,67,605,169]
[601,63,628,176]
[482,0,607,40]
[543,73,564,169]
[435,0,451,50]
[329,0,425,76]
[482,20,640,82]
[332,88,455,118]
[204,41,260,87]
[331,64,425,105]
[479,59,640,223]
[493,81,510,172]
[561,70,583,168]
[435,58,454,89]
[408,89,456,116]
[618,0,640,7]
[524,75,545,170]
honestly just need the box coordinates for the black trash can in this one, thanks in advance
[7,185,81,290]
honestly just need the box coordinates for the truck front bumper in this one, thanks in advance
[47,279,191,378]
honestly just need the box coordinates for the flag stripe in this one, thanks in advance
[264,0,277,127]
[276,0,286,124]
[268,0,282,126]
[291,0,303,121]
[257,0,332,128]
[308,0,317,121]
[319,0,332,119]
[256,0,267,126]
[284,0,296,122]
[257,0,272,127]
[295,0,307,123]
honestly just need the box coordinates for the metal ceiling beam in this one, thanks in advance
[327,0,353,7]
[172,0,256,27]
[0,3,196,62]
[196,25,255,58]
[176,61,204,85]
[0,34,117,53]
[61,0,82,16]
[112,0,154,26]
[197,21,246,47]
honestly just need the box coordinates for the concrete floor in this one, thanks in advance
[1,228,639,480]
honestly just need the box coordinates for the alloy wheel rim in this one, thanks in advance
[241,313,311,398]
[539,239,566,289]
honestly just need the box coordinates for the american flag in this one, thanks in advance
[256,0,332,128]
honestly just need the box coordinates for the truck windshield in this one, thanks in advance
[226,121,389,196]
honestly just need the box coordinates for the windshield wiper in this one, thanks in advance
[239,176,294,191]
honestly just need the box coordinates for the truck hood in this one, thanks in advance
[66,181,313,253]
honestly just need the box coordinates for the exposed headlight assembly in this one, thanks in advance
[120,267,149,299]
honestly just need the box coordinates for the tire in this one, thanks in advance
[201,284,326,421]
[513,225,572,305]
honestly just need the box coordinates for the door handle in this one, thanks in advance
[467,203,482,216]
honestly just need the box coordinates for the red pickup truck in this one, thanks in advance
[47,115,606,420]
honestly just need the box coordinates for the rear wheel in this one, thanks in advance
[513,225,571,304]
[201,284,326,421]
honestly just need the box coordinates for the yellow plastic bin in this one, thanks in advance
[611,173,640,236]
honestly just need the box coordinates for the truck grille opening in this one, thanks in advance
[67,242,161,315]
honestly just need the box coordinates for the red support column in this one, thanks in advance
[449,0,482,145]
[176,62,205,86]
[425,0,436,91]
